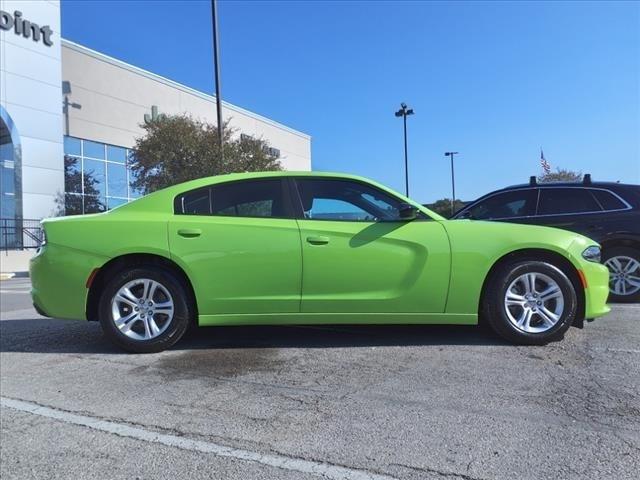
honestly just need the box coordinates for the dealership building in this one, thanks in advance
[0,0,311,236]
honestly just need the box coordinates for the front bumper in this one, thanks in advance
[581,259,611,319]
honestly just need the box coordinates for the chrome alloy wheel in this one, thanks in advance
[504,272,565,334]
[604,256,640,297]
[111,279,175,341]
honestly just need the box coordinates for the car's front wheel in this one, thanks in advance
[98,267,192,353]
[602,246,640,303]
[484,260,578,345]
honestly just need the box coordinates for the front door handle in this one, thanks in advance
[306,235,330,245]
[177,228,202,238]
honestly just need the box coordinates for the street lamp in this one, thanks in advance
[395,103,414,197]
[211,0,224,160]
[444,151,459,216]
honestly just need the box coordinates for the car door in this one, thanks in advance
[168,178,302,316]
[291,177,450,314]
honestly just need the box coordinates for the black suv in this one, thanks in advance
[453,175,640,302]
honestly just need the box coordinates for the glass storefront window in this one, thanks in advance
[63,137,142,215]
[84,195,107,214]
[107,197,127,209]
[107,145,127,164]
[64,193,83,216]
[83,140,105,159]
[64,137,81,156]
[107,162,128,198]
[64,156,82,193]
[83,159,106,197]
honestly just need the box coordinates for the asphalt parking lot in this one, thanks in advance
[1,277,639,480]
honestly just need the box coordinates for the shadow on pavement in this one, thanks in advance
[0,316,507,354]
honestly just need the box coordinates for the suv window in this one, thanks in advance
[538,188,601,215]
[294,178,404,221]
[464,189,536,220]
[175,179,289,218]
[590,189,627,211]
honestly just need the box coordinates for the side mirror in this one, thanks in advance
[398,203,418,221]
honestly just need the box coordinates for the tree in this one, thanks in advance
[425,198,467,218]
[130,115,282,194]
[538,168,582,183]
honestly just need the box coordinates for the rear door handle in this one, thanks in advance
[177,228,202,238]
[306,235,330,245]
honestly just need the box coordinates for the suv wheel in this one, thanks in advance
[603,246,640,303]
[484,260,578,345]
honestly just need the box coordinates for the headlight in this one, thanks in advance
[582,245,601,263]
[40,228,47,247]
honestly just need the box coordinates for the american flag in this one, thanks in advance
[540,148,551,174]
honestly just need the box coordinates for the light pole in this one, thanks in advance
[444,151,458,216]
[211,0,224,160]
[395,103,414,197]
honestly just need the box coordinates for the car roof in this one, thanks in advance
[147,170,400,197]
[110,171,448,221]
[504,181,638,191]
[490,180,638,194]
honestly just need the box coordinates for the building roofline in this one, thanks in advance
[60,38,311,141]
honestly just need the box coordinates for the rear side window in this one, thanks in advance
[175,179,290,218]
[590,189,627,211]
[178,188,211,215]
[538,188,601,215]
[465,189,536,220]
[211,179,287,218]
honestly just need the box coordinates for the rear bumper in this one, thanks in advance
[30,244,107,320]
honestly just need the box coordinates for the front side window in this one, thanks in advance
[537,188,601,215]
[294,178,404,221]
[175,179,289,218]
[464,189,536,220]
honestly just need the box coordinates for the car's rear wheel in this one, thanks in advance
[602,246,640,303]
[484,260,578,345]
[98,266,192,353]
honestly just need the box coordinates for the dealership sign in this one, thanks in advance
[0,10,53,46]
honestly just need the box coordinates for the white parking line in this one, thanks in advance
[0,289,31,294]
[1,397,398,480]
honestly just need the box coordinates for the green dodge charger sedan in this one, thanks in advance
[30,172,610,352]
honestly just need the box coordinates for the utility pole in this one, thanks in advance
[394,103,414,197]
[211,0,224,160]
[444,151,459,216]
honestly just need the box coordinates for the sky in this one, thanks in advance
[61,0,640,203]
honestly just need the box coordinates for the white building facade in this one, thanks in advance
[0,0,311,243]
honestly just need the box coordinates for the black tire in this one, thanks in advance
[98,266,193,353]
[602,246,640,303]
[483,260,578,345]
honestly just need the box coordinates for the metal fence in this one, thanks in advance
[0,218,43,250]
